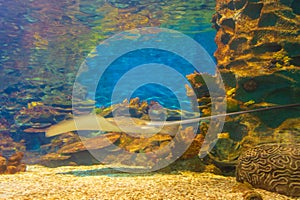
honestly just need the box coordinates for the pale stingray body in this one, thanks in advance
[46,115,181,137]
[46,103,300,137]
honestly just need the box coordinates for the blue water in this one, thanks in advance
[93,31,217,109]
[0,0,217,111]
[0,0,221,151]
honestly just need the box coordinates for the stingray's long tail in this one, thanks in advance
[46,103,300,137]
[147,103,300,126]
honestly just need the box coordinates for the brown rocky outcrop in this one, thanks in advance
[213,0,300,77]
[0,152,26,174]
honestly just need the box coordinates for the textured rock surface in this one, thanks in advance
[0,152,26,174]
[236,143,300,197]
[213,1,300,128]
[0,133,26,158]
[207,0,300,175]
[213,0,300,77]
[39,127,201,169]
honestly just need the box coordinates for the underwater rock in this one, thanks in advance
[0,133,26,157]
[5,166,17,174]
[40,132,80,154]
[236,143,300,197]
[98,98,148,119]
[97,4,160,32]
[159,157,206,173]
[242,191,263,200]
[226,97,240,112]
[208,137,241,170]
[186,72,210,98]
[203,164,222,175]
[41,131,171,167]
[41,124,203,168]
[0,152,26,174]
[40,153,73,167]
[0,156,7,173]
[273,118,300,143]
[7,152,27,174]
[97,98,199,121]
[15,105,70,128]
[179,133,204,160]
[211,1,300,161]
[40,132,121,167]
[122,134,172,153]
[0,118,10,133]
[13,104,72,150]
[214,0,300,76]
[57,132,121,154]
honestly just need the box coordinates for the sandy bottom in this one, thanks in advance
[0,165,298,200]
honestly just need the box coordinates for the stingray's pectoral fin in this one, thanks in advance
[45,115,122,137]
[46,118,77,137]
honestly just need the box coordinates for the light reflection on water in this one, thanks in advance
[0,0,216,108]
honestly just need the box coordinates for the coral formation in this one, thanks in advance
[236,143,300,197]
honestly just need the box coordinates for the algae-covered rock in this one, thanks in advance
[213,1,300,122]
[206,2,300,177]
[214,0,300,77]
[273,118,300,143]
[208,137,241,169]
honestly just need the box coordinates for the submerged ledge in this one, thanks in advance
[0,165,297,200]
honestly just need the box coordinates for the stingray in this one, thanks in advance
[46,115,180,137]
[46,103,300,137]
